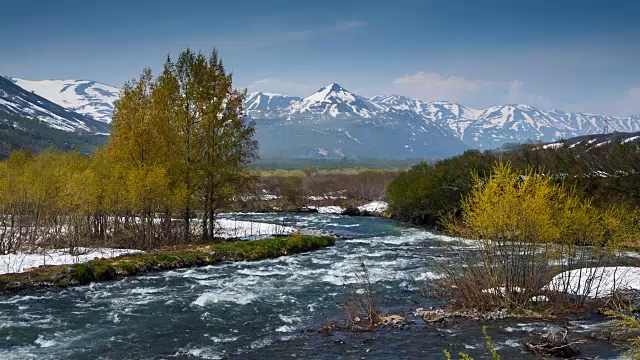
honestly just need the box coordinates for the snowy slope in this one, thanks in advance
[289,83,382,118]
[368,97,640,149]
[8,77,119,123]
[244,84,640,158]
[246,84,469,159]
[0,76,109,133]
[4,74,636,160]
[245,92,300,111]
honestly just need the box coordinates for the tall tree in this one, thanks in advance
[107,48,257,242]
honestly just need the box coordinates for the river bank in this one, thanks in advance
[0,213,626,359]
[0,235,335,294]
[236,200,389,217]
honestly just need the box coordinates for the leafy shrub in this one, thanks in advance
[387,150,495,226]
[605,302,640,359]
[70,264,93,284]
[440,161,638,310]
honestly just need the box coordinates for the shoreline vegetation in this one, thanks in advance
[3,45,640,358]
[0,234,335,294]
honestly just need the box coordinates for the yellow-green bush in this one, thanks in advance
[440,161,639,310]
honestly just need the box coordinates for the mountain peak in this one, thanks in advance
[310,82,350,99]
[325,82,344,91]
[291,83,380,118]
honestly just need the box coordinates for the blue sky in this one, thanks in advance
[1,0,639,115]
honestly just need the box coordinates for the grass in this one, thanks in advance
[0,234,335,294]
[213,235,335,261]
[253,168,402,177]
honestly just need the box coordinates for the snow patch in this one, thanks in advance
[357,201,388,214]
[0,248,143,275]
[316,206,344,214]
[545,267,640,298]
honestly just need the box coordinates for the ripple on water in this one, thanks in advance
[193,289,258,306]
[0,213,622,359]
[34,335,56,348]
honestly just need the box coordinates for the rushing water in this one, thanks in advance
[0,213,624,359]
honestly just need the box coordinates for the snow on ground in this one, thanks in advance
[315,206,345,214]
[482,287,524,296]
[308,195,346,201]
[358,201,388,214]
[214,219,296,240]
[0,218,298,274]
[542,142,563,149]
[545,267,640,298]
[0,248,143,275]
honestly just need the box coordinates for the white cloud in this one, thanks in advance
[388,71,551,109]
[245,78,316,97]
[505,80,551,109]
[562,87,640,116]
[621,87,640,115]
[391,72,484,101]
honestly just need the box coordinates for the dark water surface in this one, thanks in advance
[0,213,624,359]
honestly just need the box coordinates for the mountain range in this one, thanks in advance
[9,77,118,123]
[0,76,108,156]
[2,77,639,159]
[246,83,640,158]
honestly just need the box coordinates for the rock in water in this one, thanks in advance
[342,207,361,216]
[525,329,582,358]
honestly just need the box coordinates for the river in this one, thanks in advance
[0,213,624,359]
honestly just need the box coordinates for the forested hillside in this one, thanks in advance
[387,133,640,226]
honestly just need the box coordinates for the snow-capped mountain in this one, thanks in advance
[288,83,381,118]
[245,83,640,159]
[8,77,119,123]
[0,76,109,134]
[367,98,640,148]
[245,92,300,111]
[2,74,639,160]
[246,83,468,159]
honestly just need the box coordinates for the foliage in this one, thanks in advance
[108,48,257,242]
[447,160,637,247]
[387,150,494,225]
[439,161,638,310]
[604,302,640,359]
[443,326,500,360]
[213,235,335,261]
[387,138,640,228]
[0,47,258,253]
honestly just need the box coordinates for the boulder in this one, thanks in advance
[341,207,361,216]
[297,206,319,213]
[376,314,411,329]
[525,329,582,358]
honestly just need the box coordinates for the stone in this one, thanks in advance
[376,314,411,329]
[341,207,361,216]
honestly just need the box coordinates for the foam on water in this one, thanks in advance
[0,213,623,359]
[181,347,223,360]
[193,289,258,306]
[34,335,56,348]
